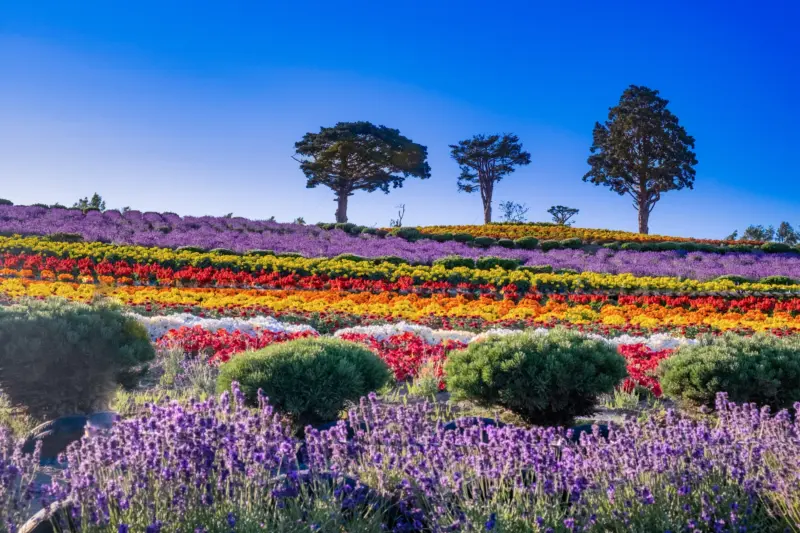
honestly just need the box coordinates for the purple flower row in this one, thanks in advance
[2,205,799,280]
[7,388,797,531]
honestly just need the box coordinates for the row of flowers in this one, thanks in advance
[416,223,762,245]
[3,238,799,295]
[6,279,800,334]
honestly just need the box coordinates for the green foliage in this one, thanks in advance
[742,224,775,242]
[602,242,621,250]
[0,199,12,206]
[759,275,796,286]
[360,227,378,235]
[472,236,497,248]
[496,238,516,249]
[389,227,422,241]
[559,238,582,249]
[452,233,475,243]
[216,337,391,426]
[539,240,561,251]
[475,257,522,270]
[445,328,627,426]
[761,242,792,253]
[294,122,431,223]
[659,333,800,409]
[724,244,755,253]
[714,275,753,285]
[277,252,303,258]
[246,249,276,256]
[209,248,238,256]
[513,236,539,250]
[433,256,476,269]
[317,222,336,231]
[555,268,579,275]
[334,222,357,234]
[429,233,453,243]
[547,205,579,225]
[498,201,529,223]
[333,254,369,263]
[372,255,409,266]
[375,229,389,238]
[73,193,107,213]
[583,85,697,234]
[450,134,532,223]
[654,241,681,251]
[517,264,553,274]
[0,298,155,420]
[44,232,84,243]
[620,242,643,251]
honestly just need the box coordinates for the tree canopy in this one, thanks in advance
[73,193,106,213]
[583,85,697,234]
[294,121,431,223]
[450,134,531,224]
[548,205,579,226]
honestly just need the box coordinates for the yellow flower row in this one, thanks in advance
[1,236,796,294]
[3,279,798,332]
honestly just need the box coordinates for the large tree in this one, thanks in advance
[583,85,697,234]
[449,134,531,224]
[294,121,431,223]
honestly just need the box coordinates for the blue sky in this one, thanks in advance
[1,1,797,238]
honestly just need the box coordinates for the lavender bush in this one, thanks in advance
[2,205,800,280]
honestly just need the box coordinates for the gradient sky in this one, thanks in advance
[1,1,797,238]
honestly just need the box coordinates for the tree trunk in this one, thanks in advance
[637,201,649,234]
[335,194,349,223]
[482,184,493,224]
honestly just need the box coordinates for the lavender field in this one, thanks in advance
[2,205,799,280]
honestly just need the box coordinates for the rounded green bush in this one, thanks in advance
[216,337,392,426]
[372,255,409,266]
[44,233,84,243]
[496,238,516,249]
[277,252,303,258]
[517,264,553,274]
[389,227,422,241]
[452,233,475,243]
[0,298,155,420]
[761,242,792,253]
[602,242,621,250]
[559,238,583,250]
[724,244,755,254]
[759,275,796,286]
[0,198,13,206]
[539,240,561,252]
[555,268,579,275]
[433,256,476,269]
[714,275,753,285]
[445,328,627,426]
[209,248,237,256]
[620,242,642,251]
[317,222,336,231]
[246,249,276,257]
[659,333,800,409]
[360,227,378,235]
[375,229,389,238]
[475,257,522,270]
[333,254,369,263]
[429,233,453,243]
[472,236,497,248]
[333,223,357,234]
[177,245,207,254]
[514,237,539,250]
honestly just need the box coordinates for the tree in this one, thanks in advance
[389,204,406,227]
[547,205,579,226]
[0,199,13,206]
[776,222,797,245]
[294,122,431,223]
[73,193,106,213]
[742,224,775,242]
[583,85,697,234]
[498,201,529,223]
[450,134,531,224]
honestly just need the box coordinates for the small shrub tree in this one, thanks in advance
[445,328,627,426]
[547,205,579,226]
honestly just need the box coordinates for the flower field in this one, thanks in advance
[2,207,800,532]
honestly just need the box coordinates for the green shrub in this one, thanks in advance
[429,233,453,243]
[514,237,539,250]
[246,249,276,256]
[277,252,303,258]
[389,227,422,241]
[44,232,84,243]
[360,227,378,235]
[695,243,723,253]
[620,242,642,251]
[555,268,579,275]
[317,222,336,231]
[0,298,155,420]
[724,244,755,254]
[333,223,357,234]
[375,229,389,238]
[472,236,497,248]
[761,242,792,253]
[452,233,475,243]
[177,245,206,254]
[653,242,680,251]
[539,240,561,252]
[714,275,753,285]
[0,199,12,206]
[496,238,516,249]
[758,275,796,286]
[659,333,800,409]
[475,257,522,270]
[517,264,553,274]
[433,256,476,269]
[216,337,392,426]
[602,242,621,250]
[209,248,237,256]
[333,254,368,263]
[372,255,409,266]
[559,238,583,249]
[445,328,627,426]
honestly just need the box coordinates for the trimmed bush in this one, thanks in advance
[620,242,642,251]
[216,337,392,426]
[277,252,303,258]
[452,233,475,243]
[555,268,579,275]
[44,233,84,243]
[761,242,792,253]
[317,222,335,230]
[177,245,207,254]
[602,242,621,250]
[246,249,276,256]
[389,227,422,241]
[496,238,516,249]
[433,256,476,269]
[475,257,522,270]
[724,244,755,254]
[375,229,389,238]
[559,238,583,250]
[445,328,627,426]
[0,299,154,420]
[659,333,800,410]
[429,233,453,243]
[372,255,409,266]
[514,237,539,250]
[759,275,796,285]
[472,236,497,248]
[333,223,357,234]
[360,227,378,235]
[333,254,369,263]
[539,240,561,252]
[0,199,12,206]
[517,264,554,274]
[714,275,753,285]
[209,248,237,256]
[654,242,681,251]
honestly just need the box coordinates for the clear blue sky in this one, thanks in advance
[1,1,797,237]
